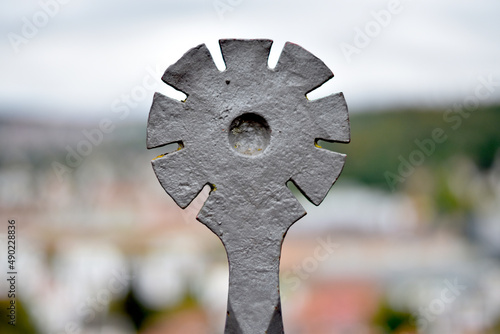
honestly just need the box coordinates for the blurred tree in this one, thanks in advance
[372,299,416,333]
[122,288,156,331]
[111,286,202,333]
[0,299,37,334]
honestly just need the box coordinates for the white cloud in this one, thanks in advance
[1,0,499,119]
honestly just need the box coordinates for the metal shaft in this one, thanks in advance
[224,236,284,333]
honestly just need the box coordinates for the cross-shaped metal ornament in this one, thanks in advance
[147,39,350,333]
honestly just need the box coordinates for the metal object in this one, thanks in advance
[147,39,350,333]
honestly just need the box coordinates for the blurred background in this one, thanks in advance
[1,0,500,333]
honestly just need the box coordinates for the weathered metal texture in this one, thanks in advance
[147,39,350,333]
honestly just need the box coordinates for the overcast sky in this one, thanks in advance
[1,0,499,120]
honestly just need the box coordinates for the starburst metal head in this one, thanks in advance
[147,39,350,333]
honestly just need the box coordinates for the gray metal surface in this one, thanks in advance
[147,39,350,333]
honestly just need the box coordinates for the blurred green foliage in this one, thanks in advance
[372,299,416,333]
[0,299,37,334]
[322,105,500,191]
[110,287,201,332]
